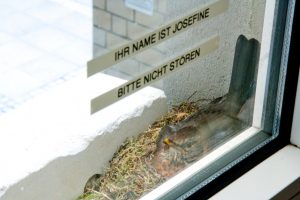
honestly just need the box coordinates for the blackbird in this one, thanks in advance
[151,35,260,178]
[151,95,245,178]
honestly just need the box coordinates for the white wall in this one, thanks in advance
[163,0,266,105]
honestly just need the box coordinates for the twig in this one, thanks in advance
[187,91,198,101]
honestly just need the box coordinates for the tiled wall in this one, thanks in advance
[93,0,166,80]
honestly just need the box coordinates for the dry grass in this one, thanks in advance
[77,101,199,200]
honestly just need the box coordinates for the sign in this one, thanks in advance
[90,36,220,114]
[125,0,154,15]
[87,0,229,77]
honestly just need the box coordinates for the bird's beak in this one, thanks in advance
[163,138,173,146]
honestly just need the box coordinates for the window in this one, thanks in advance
[85,0,298,199]
[0,0,298,199]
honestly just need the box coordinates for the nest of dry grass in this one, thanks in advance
[77,101,199,200]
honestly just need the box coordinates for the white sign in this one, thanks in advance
[125,0,154,15]
[87,0,229,77]
[90,36,220,114]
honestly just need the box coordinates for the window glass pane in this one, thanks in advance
[0,0,293,199]
[82,0,290,199]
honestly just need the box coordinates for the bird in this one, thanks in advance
[150,35,260,179]
[151,95,242,178]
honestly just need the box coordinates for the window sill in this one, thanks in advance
[211,145,300,200]
[0,72,167,200]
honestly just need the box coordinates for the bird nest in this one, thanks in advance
[77,101,200,200]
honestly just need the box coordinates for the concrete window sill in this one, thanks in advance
[0,72,167,200]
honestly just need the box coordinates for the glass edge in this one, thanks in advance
[272,0,296,137]
[262,0,295,134]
